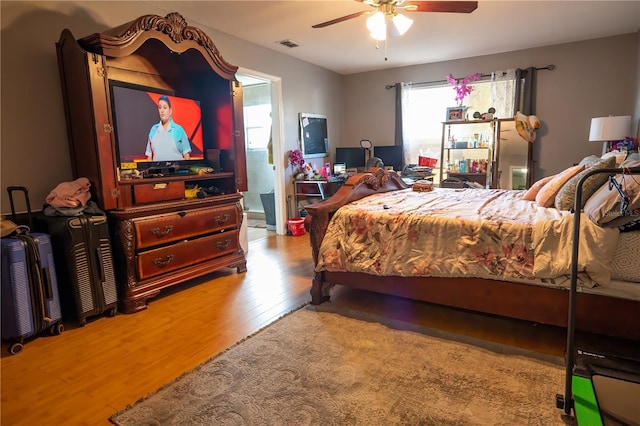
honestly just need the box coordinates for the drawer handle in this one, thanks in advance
[215,239,231,250]
[152,254,174,267]
[215,214,230,225]
[151,225,173,237]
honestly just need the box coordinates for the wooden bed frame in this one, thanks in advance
[304,169,639,341]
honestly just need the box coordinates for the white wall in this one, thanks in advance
[0,1,343,214]
[342,33,639,180]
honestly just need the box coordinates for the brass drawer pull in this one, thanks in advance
[215,239,231,250]
[151,225,173,237]
[214,214,230,225]
[152,254,174,267]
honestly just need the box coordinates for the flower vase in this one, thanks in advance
[459,106,468,121]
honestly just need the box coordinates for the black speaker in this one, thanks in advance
[206,149,221,172]
[218,149,231,172]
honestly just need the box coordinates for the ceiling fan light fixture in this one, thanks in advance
[366,11,387,40]
[369,28,387,41]
[390,13,413,37]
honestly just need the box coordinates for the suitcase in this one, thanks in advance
[34,213,119,326]
[1,187,64,355]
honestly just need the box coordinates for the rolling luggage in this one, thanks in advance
[1,187,64,355]
[34,212,119,326]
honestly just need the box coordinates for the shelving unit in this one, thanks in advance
[439,120,495,188]
[438,118,533,189]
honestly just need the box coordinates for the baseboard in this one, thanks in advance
[246,211,266,220]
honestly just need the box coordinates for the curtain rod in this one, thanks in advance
[384,64,555,90]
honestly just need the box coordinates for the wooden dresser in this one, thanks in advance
[110,196,245,313]
[55,13,248,312]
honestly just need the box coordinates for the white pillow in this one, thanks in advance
[583,159,640,227]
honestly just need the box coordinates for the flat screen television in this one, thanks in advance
[299,113,329,158]
[374,145,404,171]
[335,147,365,169]
[109,81,205,170]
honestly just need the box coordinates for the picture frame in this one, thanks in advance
[446,106,467,122]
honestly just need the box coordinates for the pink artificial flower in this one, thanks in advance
[447,73,481,104]
[288,149,305,168]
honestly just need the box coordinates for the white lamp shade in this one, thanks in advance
[589,115,631,141]
[388,13,413,38]
[367,12,387,40]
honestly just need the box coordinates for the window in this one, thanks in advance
[401,74,516,184]
[242,83,272,150]
[244,104,272,150]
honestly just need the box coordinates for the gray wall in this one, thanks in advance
[0,1,344,214]
[342,33,639,180]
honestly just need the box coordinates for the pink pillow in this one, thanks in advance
[535,165,585,207]
[522,175,555,201]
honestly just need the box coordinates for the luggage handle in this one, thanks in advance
[16,235,52,329]
[94,248,105,281]
[6,186,34,230]
[41,266,54,301]
[25,237,53,315]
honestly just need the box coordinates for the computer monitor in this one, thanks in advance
[333,163,346,176]
[335,147,365,169]
[373,145,404,171]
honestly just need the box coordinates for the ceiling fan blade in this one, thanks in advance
[403,1,478,13]
[312,11,371,28]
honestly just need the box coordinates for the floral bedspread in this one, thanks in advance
[316,188,619,288]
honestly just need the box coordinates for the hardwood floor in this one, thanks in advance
[0,232,628,425]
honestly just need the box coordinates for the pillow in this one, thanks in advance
[535,165,585,207]
[522,175,555,201]
[601,150,628,166]
[626,152,640,162]
[583,159,640,226]
[554,156,616,211]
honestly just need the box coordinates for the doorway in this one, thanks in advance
[237,69,286,239]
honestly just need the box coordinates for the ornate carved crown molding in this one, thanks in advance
[78,12,237,79]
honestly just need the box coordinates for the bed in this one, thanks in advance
[305,166,640,341]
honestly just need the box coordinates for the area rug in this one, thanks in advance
[110,304,567,425]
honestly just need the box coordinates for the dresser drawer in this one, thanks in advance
[135,205,239,249]
[132,181,185,204]
[137,230,239,280]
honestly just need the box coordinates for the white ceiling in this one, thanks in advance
[152,1,639,75]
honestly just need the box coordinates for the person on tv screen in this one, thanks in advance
[145,95,192,161]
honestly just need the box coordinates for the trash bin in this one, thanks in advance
[259,192,276,231]
[287,217,305,236]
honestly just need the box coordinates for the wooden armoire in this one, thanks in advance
[56,12,248,313]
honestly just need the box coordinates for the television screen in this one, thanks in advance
[374,145,404,171]
[109,82,205,169]
[335,147,365,169]
[299,113,328,158]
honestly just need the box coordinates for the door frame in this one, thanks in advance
[237,67,287,235]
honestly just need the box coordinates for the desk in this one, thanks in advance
[294,180,343,217]
[401,174,434,185]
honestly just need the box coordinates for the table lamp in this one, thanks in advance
[588,115,631,155]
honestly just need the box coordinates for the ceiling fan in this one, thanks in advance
[312,1,478,40]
